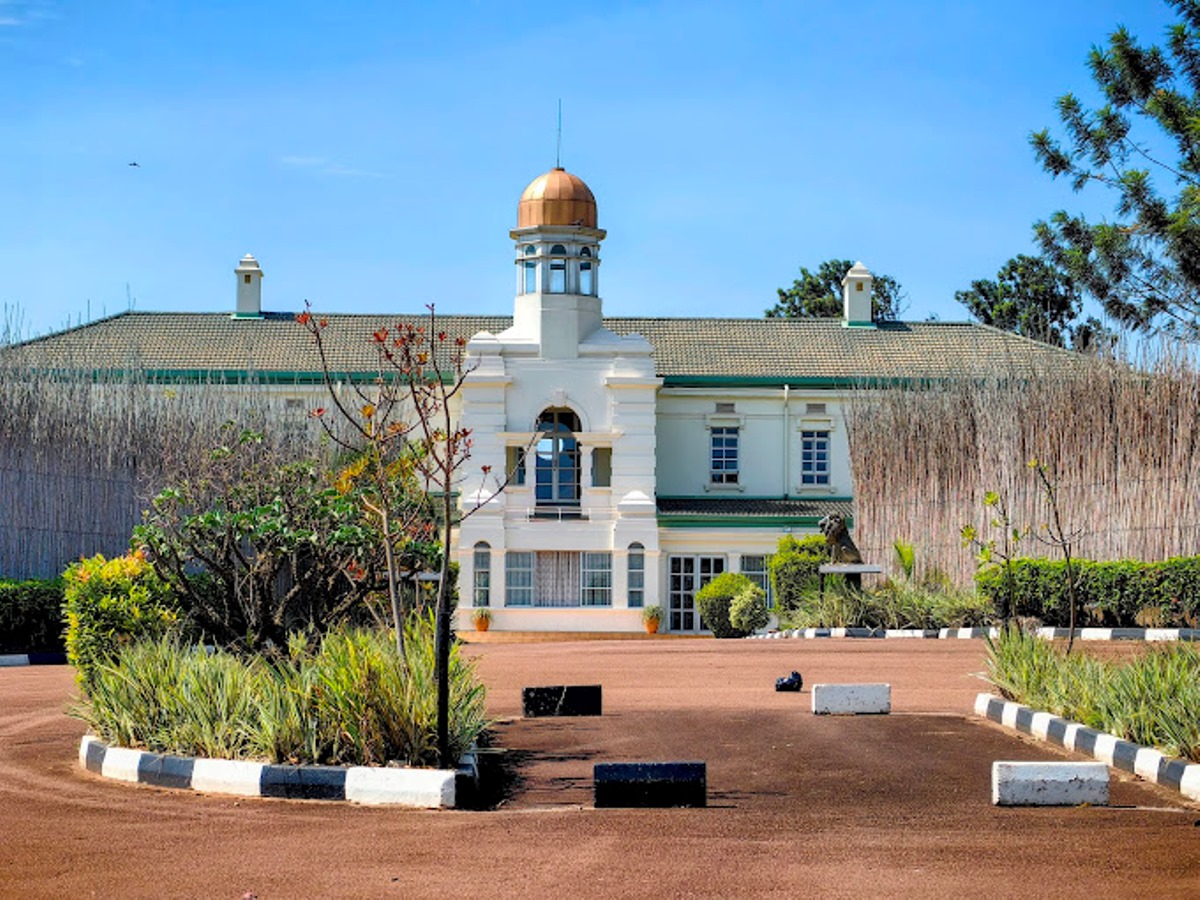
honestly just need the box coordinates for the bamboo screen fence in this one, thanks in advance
[845,347,1200,588]
[0,337,328,579]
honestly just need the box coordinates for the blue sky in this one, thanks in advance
[0,1,1181,337]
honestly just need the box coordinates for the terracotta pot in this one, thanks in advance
[643,620,659,634]
[474,617,490,632]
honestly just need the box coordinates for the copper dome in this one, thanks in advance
[517,167,597,228]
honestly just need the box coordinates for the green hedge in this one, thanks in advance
[0,579,65,652]
[695,572,755,638]
[975,556,1200,627]
[63,553,180,689]
[769,534,828,612]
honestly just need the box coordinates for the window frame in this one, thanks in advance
[627,543,645,608]
[800,429,831,486]
[473,542,491,607]
[710,426,740,485]
[505,551,535,606]
[580,551,612,607]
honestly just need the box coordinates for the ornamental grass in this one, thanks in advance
[986,627,1200,762]
[75,614,488,768]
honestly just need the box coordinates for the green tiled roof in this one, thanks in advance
[655,497,854,529]
[11,310,1082,383]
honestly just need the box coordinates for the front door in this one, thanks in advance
[668,555,725,632]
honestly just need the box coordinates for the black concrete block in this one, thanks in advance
[1014,706,1034,734]
[1109,628,1145,641]
[137,753,195,789]
[594,762,706,808]
[1073,727,1099,755]
[27,651,67,665]
[984,698,1005,723]
[1045,717,1069,745]
[1158,758,1190,790]
[1111,740,1139,773]
[84,739,106,774]
[259,764,346,800]
[522,685,602,717]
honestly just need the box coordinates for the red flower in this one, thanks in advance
[309,407,326,418]
[296,311,311,325]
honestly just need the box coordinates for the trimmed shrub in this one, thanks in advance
[975,556,1200,627]
[695,572,755,638]
[769,534,828,613]
[0,578,64,652]
[729,583,769,633]
[63,553,179,689]
[76,615,489,767]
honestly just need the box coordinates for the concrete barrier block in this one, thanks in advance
[100,747,143,783]
[991,761,1109,806]
[191,758,264,797]
[345,766,456,808]
[0,654,30,667]
[522,685,602,717]
[811,683,891,715]
[594,762,706,808]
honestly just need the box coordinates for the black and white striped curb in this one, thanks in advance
[79,736,478,808]
[751,627,1200,641]
[0,651,68,667]
[974,693,1200,803]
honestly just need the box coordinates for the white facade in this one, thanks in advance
[452,168,852,634]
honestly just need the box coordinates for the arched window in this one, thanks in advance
[548,244,567,293]
[579,246,593,295]
[473,542,491,607]
[627,542,645,608]
[523,245,537,294]
[535,407,581,508]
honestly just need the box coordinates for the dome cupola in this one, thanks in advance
[518,167,597,228]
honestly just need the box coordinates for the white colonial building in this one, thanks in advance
[14,166,1069,630]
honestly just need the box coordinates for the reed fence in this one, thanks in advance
[845,345,1200,587]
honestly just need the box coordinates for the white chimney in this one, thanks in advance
[841,261,874,328]
[234,253,263,317]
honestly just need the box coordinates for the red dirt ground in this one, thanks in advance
[1,639,1197,899]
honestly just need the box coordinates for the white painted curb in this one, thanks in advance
[190,758,266,797]
[812,683,891,715]
[344,766,456,807]
[992,761,1109,806]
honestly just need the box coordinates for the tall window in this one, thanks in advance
[523,246,537,294]
[627,543,645,608]
[473,542,491,607]
[580,246,594,295]
[581,552,612,606]
[740,554,772,608]
[505,552,534,606]
[535,408,581,507]
[548,244,567,293]
[710,426,739,484]
[800,430,830,485]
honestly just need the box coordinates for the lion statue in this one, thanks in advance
[818,513,863,564]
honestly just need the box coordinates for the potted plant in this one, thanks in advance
[472,607,492,632]
[641,605,663,634]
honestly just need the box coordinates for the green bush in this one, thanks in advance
[75,616,488,768]
[695,572,755,638]
[986,627,1200,762]
[769,534,828,612]
[0,578,64,652]
[729,583,769,633]
[975,556,1200,627]
[63,553,179,689]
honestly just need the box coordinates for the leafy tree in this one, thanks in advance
[766,258,906,321]
[300,305,521,767]
[955,254,1112,349]
[1031,1,1200,339]
[134,428,414,651]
